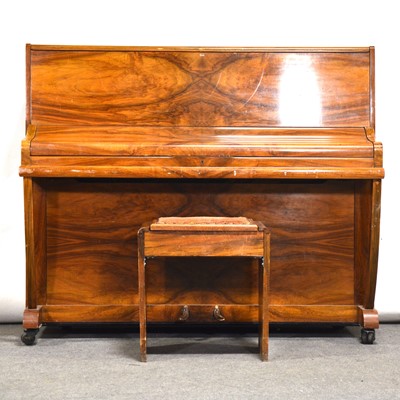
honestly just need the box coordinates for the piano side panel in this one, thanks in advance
[30,50,370,128]
[45,179,355,322]
[354,180,381,310]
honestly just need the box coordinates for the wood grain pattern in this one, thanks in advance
[23,307,42,329]
[354,180,381,309]
[369,47,375,130]
[23,178,47,312]
[29,49,371,127]
[30,126,373,157]
[21,46,383,331]
[26,44,32,125]
[25,155,376,168]
[358,306,379,329]
[144,231,264,257]
[21,46,383,180]
[39,304,358,323]
[366,180,382,308]
[21,124,383,179]
[22,123,383,179]
[20,125,36,167]
[20,165,384,180]
[42,305,138,323]
[44,179,355,310]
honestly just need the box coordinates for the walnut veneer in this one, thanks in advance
[20,46,383,346]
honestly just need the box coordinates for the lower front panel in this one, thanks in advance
[43,178,356,323]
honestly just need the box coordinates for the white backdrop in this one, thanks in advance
[1,0,399,322]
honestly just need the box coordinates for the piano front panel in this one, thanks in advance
[44,179,354,321]
[29,49,370,127]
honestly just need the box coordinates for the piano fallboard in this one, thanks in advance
[22,125,382,179]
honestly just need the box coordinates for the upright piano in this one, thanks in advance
[20,45,384,345]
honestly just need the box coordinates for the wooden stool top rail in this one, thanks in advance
[141,217,268,258]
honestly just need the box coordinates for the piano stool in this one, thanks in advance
[137,217,270,362]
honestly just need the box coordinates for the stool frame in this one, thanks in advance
[138,217,270,361]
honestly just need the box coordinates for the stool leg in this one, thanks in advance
[259,232,270,361]
[138,229,147,362]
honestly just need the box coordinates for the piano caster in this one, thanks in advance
[361,328,375,345]
[21,329,39,346]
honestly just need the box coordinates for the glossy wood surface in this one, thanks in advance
[21,46,383,333]
[20,164,384,180]
[23,178,47,309]
[40,304,358,324]
[30,127,373,158]
[42,179,354,308]
[354,180,382,309]
[144,232,264,257]
[28,48,371,127]
[22,125,383,179]
[21,46,383,180]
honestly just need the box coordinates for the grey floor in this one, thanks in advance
[1,323,399,400]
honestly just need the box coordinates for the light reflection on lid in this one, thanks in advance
[279,54,322,126]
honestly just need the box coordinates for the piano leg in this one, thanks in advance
[355,179,382,345]
[358,307,379,345]
[22,177,46,345]
[21,307,42,345]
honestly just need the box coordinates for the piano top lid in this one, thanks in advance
[29,126,374,158]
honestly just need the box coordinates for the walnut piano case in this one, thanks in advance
[20,45,383,345]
